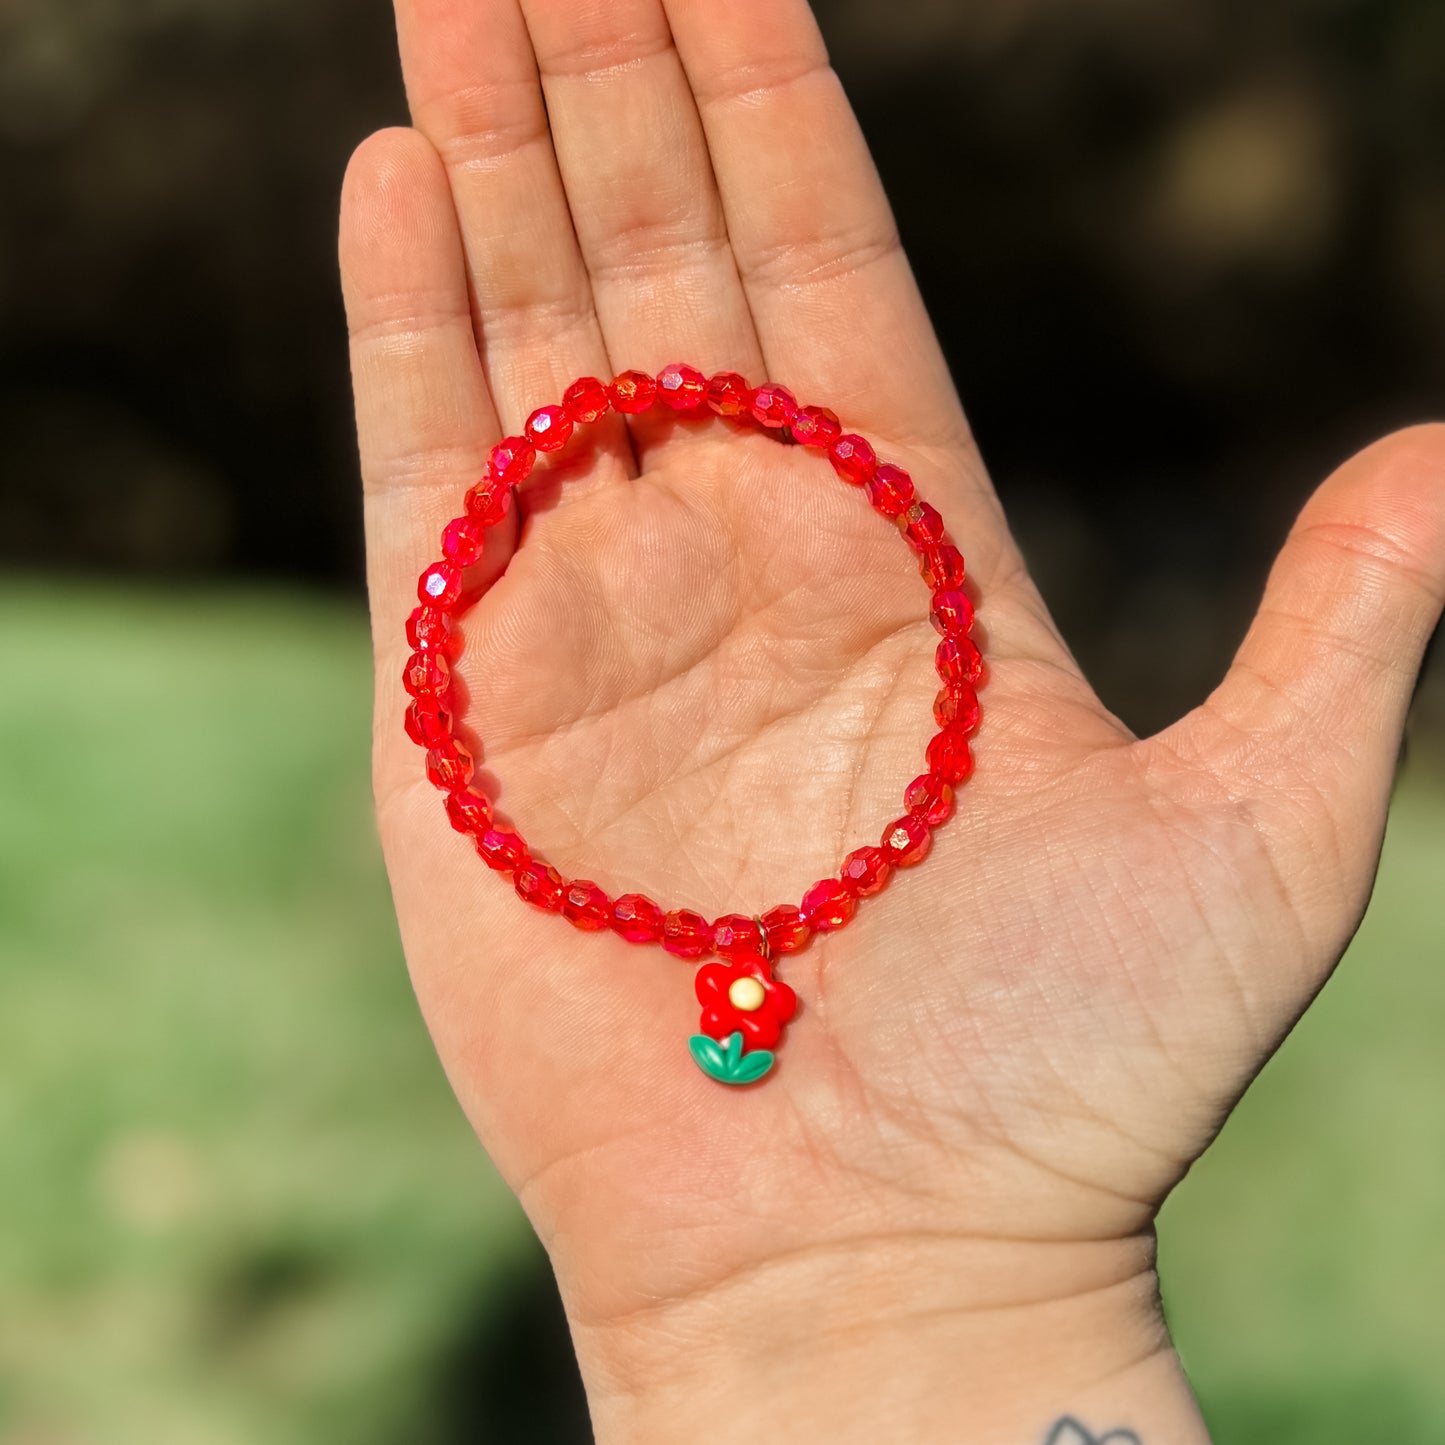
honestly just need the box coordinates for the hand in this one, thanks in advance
[339,2,1445,1439]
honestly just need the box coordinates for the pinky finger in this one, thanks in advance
[339,127,512,666]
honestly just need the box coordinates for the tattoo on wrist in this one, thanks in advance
[1044,1418,1142,1445]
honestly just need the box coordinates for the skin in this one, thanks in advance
[338,1,1445,1439]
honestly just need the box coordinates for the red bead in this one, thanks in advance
[828,433,877,485]
[418,560,464,609]
[866,462,914,518]
[477,826,528,872]
[426,738,474,791]
[465,477,512,527]
[706,371,751,417]
[441,515,488,566]
[657,362,707,410]
[800,878,857,932]
[662,909,714,959]
[612,893,665,943]
[563,376,610,424]
[899,501,945,550]
[926,729,975,784]
[711,914,765,959]
[880,814,931,867]
[936,635,984,687]
[790,405,841,448]
[407,606,456,656]
[404,699,452,747]
[904,773,954,825]
[444,788,492,835]
[488,437,535,485]
[610,370,657,413]
[760,903,811,954]
[936,683,982,734]
[402,649,450,699]
[515,859,565,911]
[841,845,891,897]
[930,588,975,637]
[563,879,612,931]
[525,404,573,452]
[749,382,798,429]
[920,543,966,591]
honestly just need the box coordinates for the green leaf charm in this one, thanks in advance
[689,1032,776,1086]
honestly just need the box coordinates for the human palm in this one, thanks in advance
[340,0,1445,1421]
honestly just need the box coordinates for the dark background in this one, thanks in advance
[5,0,1443,731]
[2,3,1442,1442]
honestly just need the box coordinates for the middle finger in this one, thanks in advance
[517,0,764,386]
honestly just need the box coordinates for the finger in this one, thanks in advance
[516,0,763,379]
[1157,424,1445,906]
[661,0,1026,601]
[662,0,971,454]
[394,0,631,481]
[339,127,514,804]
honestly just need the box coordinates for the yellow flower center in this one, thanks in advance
[727,976,767,1012]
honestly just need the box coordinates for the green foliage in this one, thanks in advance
[1,581,1441,1441]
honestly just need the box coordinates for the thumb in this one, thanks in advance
[1157,424,1445,918]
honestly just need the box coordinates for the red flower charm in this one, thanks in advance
[696,956,797,1050]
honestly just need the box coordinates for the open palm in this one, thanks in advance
[340,0,1445,1427]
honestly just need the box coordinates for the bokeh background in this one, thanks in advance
[1,1,1442,1441]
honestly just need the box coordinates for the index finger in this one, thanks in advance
[662,0,974,457]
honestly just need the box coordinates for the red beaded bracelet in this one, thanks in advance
[403,363,982,1086]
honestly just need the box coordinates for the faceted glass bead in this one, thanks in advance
[880,814,931,867]
[761,903,811,954]
[904,772,954,825]
[936,635,984,687]
[526,404,573,452]
[404,699,453,748]
[563,375,610,424]
[612,892,665,943]
[426,739,474,791]
[749,382,798,429]
[899,501,945,550]
[936,683,981,734]
[465,477,512,527]
[920,543,966,592]
[477,826,528,872]
[800,878,857,932]
[610,370,657,413]
[790,405,841,448]
[926,729,974,784]
[930,588,975,637]
[657,362,707,410]
[444,787,492,834]
[515,859,565,911]
[828,433,877,485]
[488,437,536,485]
[841,845,891,897]
[711,914,765,959]
[563,879,612,930]
[407,605,455,655]
[402,649,450,698]
[706,371,751,417]
[441,515,487,567]
[418,560,464,609]
[866,462,915,518]
[662,909,714,959]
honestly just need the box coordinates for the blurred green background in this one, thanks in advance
[1,0,1442,1441]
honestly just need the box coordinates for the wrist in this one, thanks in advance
[565,1229,1210,1445]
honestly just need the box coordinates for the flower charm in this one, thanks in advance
[688,955,797,1085]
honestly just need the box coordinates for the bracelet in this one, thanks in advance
[401,364,982,1087]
